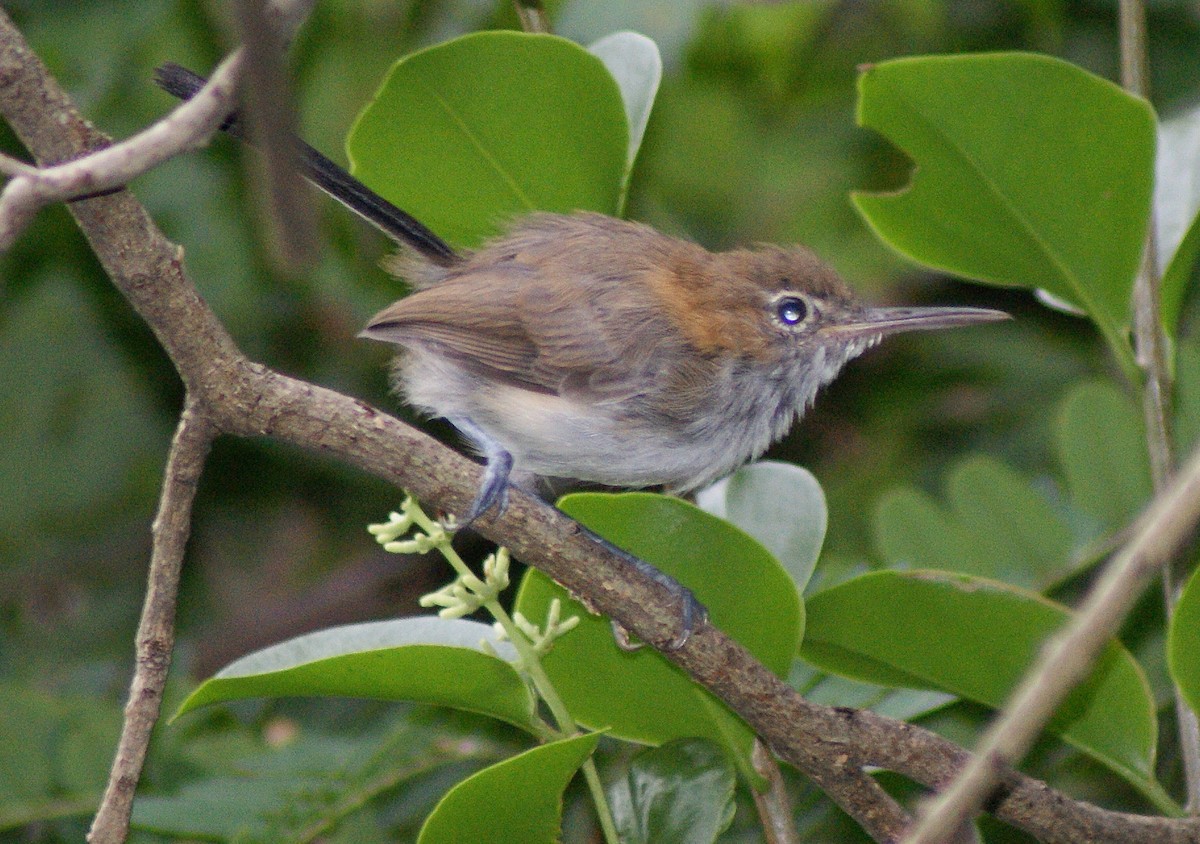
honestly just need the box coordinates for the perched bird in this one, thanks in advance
[360,211,1006,524]
[156,62,1005,643]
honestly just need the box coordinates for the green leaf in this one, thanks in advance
[347,31,628,248]
[1168,561,1200,720]
[608,739,736,844]
[1156,104,1200,338]
[873,454,1075,589]
[852,53,1155,375]
[588,31,662,176]
[874,487,984,574]
[134,717,500,841]
[514,493,802,764]
[1175,340,1200,455]
[802,570,1162,802]
[1055,381,1151,534]
[175,619,537,731]
[417,732,600,844]
[695,461,827,593]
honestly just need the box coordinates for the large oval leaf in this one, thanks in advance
[1055,381,1151,535]
[852,53,1155,373]
[348,31,627,248]
[514,493,803,761]
[873,454,1075,589]
[695,461,827,593]
[175,618,537,731]
[802,570,1161,802]
[418,732,600,844]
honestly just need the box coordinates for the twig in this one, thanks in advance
[0,49,243,249]
[752,740,802,844]
[0,149,37,176]
[1119,0,1200,810]
[86,397,216,844]
[904,437,1200,843]
[230,0,316,270]
[512,0,550,33]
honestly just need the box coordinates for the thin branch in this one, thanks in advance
[904,437,1200,843]
[5,9,1200,844]
[87,397,216,844]
[230,0,316,270]
[752,740,804,844]
[260,0,318,39]
[0,49,243,249]
[512,0,551,33]
[0,149,37,176]
[1119,0,1200,810]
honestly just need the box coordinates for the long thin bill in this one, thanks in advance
[828,306,1010,339]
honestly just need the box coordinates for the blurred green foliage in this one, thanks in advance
[4,0,1200,841]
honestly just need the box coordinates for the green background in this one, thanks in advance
[5,0,1200,841]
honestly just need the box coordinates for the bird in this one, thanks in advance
[154,62,1006,645]
[358,211,1007,525]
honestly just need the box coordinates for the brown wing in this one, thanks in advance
[361,213,712,407]
[361,265,547,392]
[361,263,651,400]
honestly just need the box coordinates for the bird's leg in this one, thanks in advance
[578,526,708,651]
[448,416,513,528]
[445,417,705,648]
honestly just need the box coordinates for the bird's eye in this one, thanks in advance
[774,295,810,327]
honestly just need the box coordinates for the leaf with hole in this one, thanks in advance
[853,53,1155,374]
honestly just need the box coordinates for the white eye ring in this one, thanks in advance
[773,294,811,327]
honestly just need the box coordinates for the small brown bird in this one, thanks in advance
[360,212,1005,523]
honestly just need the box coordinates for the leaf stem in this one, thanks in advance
[405,503,620,844]
[512,0,550,33]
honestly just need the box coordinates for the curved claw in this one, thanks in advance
[454,450,512,529]
[446,415,513,530]
[583,527,708,651]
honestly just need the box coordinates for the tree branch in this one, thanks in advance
[0,48,242,248]
[229,0,317,270]
[86,398,216,844]
[4,9,1200,844]
[1118,0,1200,811]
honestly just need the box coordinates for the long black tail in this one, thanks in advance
[153,62,459,266]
